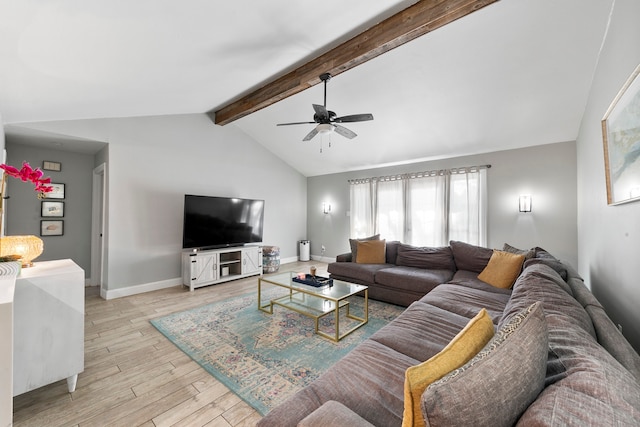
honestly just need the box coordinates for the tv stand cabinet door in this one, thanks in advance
[190,253,217,290]
[242,247,262,275]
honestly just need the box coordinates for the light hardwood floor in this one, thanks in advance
[12,261,328,427]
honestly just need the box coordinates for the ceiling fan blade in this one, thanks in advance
[312,104,329,120]
[302,128,319,141]
[333,113,374,123]
[333,124,357,139]
[276,121,316,126]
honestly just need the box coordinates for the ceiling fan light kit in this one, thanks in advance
[277,73,373,143]
[316,123,333,135]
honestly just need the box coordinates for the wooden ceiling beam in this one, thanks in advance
[213,0,499,125]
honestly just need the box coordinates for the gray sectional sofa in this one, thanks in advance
[257,241,640,426]
[327,240,488,307]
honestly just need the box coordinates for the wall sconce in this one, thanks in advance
[519,195,532,213]
[323,202,332,214]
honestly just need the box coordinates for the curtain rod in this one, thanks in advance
[348,164,491,184]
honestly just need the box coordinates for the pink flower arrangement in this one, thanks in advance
[0,161,54,198]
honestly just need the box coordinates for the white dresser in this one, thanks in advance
[13,259,85,396]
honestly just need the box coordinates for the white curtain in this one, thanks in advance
[349,180,375,238]
[349,166,487,246]
[376,179,404,242]
[406,173,447,246]
[448,168,487,246]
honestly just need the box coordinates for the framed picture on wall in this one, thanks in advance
[602,63,640,205]
[42,161,62,172]
[41,201,64,217]
[46,183,65,199]
[41,220,64,236]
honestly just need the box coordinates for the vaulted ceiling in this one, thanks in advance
[0,0,614,176]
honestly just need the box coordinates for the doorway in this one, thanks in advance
[91,163,107,297]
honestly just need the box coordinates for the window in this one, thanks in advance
[349,166,488,246]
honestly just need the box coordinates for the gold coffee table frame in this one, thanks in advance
[258,272,368,342]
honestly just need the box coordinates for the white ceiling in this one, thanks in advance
[0,0,614,176]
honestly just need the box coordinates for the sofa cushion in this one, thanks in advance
[422,302,548,427]
[327,262,392,284]
[448,270,514,296]
[257,338,416,427]
[396,244,455,271]
[502,242,536,260]
[449,240,493,273]
[523,257,569,281]
[403,308,494,427]
[374,266,453,295]
[355,240,386,264]
[369,301,475,362]
[423,283,510,325]
[298,401,376,427]
[499,263,596,340]
[517,319,640,426]
[385,240,401,264]
[349,234,380,261]
[477,250,525,289]
[584,304,640,381]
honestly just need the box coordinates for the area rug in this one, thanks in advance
[150,289,404,415]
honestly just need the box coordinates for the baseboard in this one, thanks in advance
[101,256,336,300]
[279,256,299,264]
[103,277,182,300]
[311,255,336,263]
[279,256,336,264]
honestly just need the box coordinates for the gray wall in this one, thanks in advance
[576,0,640,350]
[308,141,578,268]
[14,114,308,292]
[4,142,95,275]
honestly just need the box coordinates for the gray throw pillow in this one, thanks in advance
[503,243,536,260]
[421,302,548,427]
[349,234,380,262]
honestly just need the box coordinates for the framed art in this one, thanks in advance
[41,201,64,217]
[46,183,65,199]
[41,220,64,236]
[42,161,62,172]
[602,63,640,205]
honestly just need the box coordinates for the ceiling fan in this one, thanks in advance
[276,73,374,141]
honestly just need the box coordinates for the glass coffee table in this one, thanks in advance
[258,272,368,342]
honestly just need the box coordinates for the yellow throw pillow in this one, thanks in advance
[355,239,386,264]
[402,308,494,427]
[478,250,526,289]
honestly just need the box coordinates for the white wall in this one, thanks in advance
[0,116,12,427]
[576,0,640,351]
[308,141,577,268]
[16,114,308,292]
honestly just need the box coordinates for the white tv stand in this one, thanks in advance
[182,245,263,291]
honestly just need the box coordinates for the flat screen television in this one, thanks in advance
[182,194,264,250]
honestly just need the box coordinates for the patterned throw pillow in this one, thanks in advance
[422,302,548,427]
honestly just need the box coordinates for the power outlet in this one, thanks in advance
[321,245,326,255]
